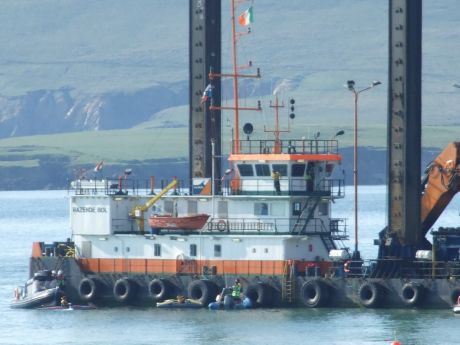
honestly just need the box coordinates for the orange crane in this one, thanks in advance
[421,142,460,236]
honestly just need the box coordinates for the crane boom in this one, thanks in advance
[421,142,460,235]
[378,142,460,263]
[129,178,178,233]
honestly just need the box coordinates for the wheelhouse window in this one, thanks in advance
[272,164,287,176]
[154,243,161,257]
[254,202,269,216]
[214,244,222,257]
[255,164,271,176]
[291,164,306,177]
[190,244,197,257]
[237,164,254,176]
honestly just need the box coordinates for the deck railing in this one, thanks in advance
[327,258,460,279]
[233,139,339,155]
[111,216,347,239]
[69,177,345,198]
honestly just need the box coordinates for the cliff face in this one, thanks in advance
[0,83,187,138]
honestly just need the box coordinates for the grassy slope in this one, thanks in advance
[0,128,188,167]
[0,122,457,169]
[0,0,188,95]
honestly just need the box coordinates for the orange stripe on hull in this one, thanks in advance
[78,258,332,276]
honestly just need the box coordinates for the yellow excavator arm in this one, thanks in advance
[421,142,460,236]
[129,178,178,233]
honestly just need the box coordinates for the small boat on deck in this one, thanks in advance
[148,214,210,231]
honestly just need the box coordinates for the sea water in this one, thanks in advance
[0,188,459,345]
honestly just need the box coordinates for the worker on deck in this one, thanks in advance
[306,163,314,192]
[60,296,69,308]
[232,278,242,301]
[272,170,281,195]
[56,270,65,289]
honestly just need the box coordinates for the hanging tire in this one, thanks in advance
[358,282,383,308]
[299,279,329,308]
[245,282,273,307]
[149,278,173,302]
[401,283,423,307]
[113,278,137,303]
[79,277,100,303]
[188,280,217,306]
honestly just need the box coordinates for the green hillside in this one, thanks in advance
[0,0,188,95]
[0,128,188,167]
[0,123,457,170]
[0,1,459,189]
[0,0,459,125]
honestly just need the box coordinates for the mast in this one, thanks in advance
[209,0,260,154]
[230,0,240,154]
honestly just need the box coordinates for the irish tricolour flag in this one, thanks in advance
[238,6,254,26]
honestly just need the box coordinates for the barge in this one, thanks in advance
[18,0,460,309]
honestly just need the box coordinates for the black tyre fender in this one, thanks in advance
[401,282,423,307]
[299,279,329,308]
[79,277,100,302]
[245,282,273,307]
[358,282,383,308]
[113,278,137,303]
[148,278,173,302]
[188,280,217,306]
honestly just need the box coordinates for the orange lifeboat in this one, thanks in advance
[148,214,210,231]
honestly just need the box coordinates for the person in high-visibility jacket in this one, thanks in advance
[231,278,242,300]
[272,170,281,195]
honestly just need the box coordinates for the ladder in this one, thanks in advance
[320,234,336,253]
[291,197,320,234]
[281,260,296,303]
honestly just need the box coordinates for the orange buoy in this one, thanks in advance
[390,341,401,345]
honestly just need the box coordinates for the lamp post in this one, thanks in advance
[346,80,381,261]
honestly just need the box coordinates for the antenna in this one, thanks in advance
[264,96,294,154]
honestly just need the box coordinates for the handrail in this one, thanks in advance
[232,138,340,155]
[327,258,460,279]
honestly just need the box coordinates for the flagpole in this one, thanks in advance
[231,0,240,154]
